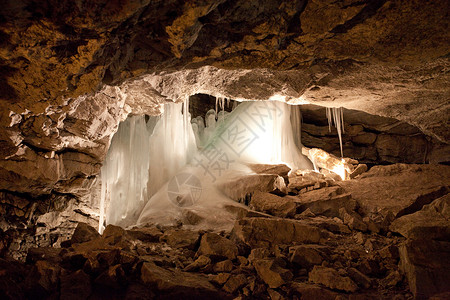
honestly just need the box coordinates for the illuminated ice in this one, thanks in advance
[102,99,314,232]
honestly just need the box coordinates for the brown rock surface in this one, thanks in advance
[253,258,293,289]
[338,164,450,222]
[249,191,297,218]
[399,239,450,299]
[232,217,323,248]
[308,266,358,292]
[390,194,450,240]
[197,233,238,260]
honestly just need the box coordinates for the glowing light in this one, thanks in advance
[302,147,350,180]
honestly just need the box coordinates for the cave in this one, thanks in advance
[0,1,449,299]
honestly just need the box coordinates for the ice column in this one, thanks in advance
[99,115,152,232]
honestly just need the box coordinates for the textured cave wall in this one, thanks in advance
[1,0,449,194]
[0,0,449,255]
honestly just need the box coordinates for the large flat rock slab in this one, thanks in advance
[338,164,450,219]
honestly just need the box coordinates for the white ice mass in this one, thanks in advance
[99,99,316,232]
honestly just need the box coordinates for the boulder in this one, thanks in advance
[140,262,219,297]
[71,222,100,244]
[232,217,324,248]
[289,245,324,268]
[347,267,371,289]
[338,164,450,221]
[60,270,92,300]
[213,260,233,273]
[160,229,200,250]
[308,266,358,292]
[349,164,368,179]
[249,192,297,218]
[290,282,339,300]
[197,233,238,260]
[295,186,355,217]
[339,208,367,232]
[126,226,163,243]
[184,255,212,272]
[217,174,287,201]
[253,258,293,288]
[390,194,450,240]
[222,274,247,294]
[399,239,450,299]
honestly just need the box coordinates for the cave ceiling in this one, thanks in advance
[0,0,449,194]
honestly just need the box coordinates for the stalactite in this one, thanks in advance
[326,107,345,157]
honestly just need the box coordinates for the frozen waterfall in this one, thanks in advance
[100,99,313,232]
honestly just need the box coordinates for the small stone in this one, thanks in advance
[347,267,372,289]
[222,274,247,294]
[267,288,284,300]
[308,266,358,292]
[253,258,293,289]
[350,164,368,178]
[210,273,231,285]
[339,208,367,232]
[381,270,402,287]
[354,232,364,245]
[213,259,233,273]
[237,256,248,266]
[184,255,211,272]
[248,248,271,263]
[60,270,92,300]
[289,245,323,267]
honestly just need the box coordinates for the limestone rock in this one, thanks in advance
[60,270,92,300]
[184,255,212,272]
[347,267,371,289]
[308,266,358,292]
[232,217,323,248]
[339,208,368,232]
[140,262,219,296]
[295,186,355,218]
[390,194,450,240]
[126,226,163,243]
[253,258,293,289]
[246,164,291,179]
[197,233,238,260]
[218,174,287,202]
[289,245,324,268]
[222,274,247,294]
[249,191,297,218]
[70,222,100,244]
[290,282,339,300]
[399,239,450,299]
[338,164,450,222]
[160,229,200,250]
[213,260,233,273]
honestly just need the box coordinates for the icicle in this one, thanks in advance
[326,107,345,157]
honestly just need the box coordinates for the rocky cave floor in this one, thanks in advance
[0,163,449,300]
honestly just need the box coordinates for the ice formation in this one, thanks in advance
[326,107,345,157]
[100,99,313,232]
[99,100,196,232]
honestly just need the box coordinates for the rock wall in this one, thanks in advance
[300,105,450,165]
